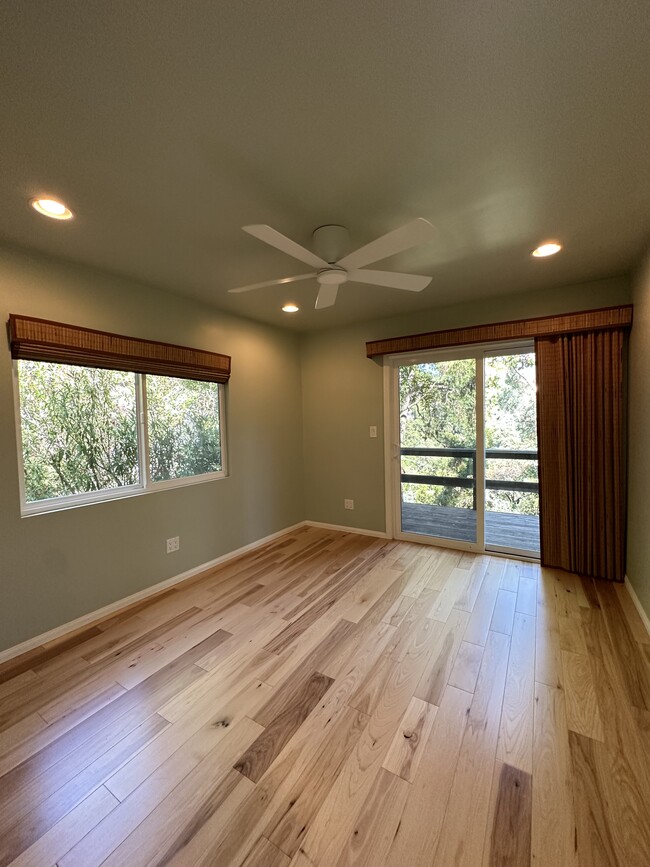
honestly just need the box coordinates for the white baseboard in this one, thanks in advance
[305,520,390,539]
[624,575,650,639]
[0,521,307,665]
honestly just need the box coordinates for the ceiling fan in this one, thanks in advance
[229,218,436,309]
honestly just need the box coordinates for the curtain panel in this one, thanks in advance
[8,315,231,383]
[535,329,626,581]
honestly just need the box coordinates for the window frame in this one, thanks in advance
[12,362,228,517]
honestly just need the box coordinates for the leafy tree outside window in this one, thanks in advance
[399,352,538,516]
[147,375,222,482]
[16,361,224,510]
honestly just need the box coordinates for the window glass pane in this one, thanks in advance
[399,357,477,542]
[484,351,539,554]
[146,375,222,482]
[17,361,139,502]
[484,352,538,517]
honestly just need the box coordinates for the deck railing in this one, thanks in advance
[400,446,538,509]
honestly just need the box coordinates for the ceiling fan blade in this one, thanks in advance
[243,225,329,269]
[315,284,338,309]
[228,272,316,294]
[336,218,436,270]
[348,269,431,292]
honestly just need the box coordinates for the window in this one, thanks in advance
[14,360,226,514]
[146,375,223,482]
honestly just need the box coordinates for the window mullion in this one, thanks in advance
[136,373,151,490]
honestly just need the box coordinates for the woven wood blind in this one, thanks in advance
[365,305,633,358]
[8,315,231,383]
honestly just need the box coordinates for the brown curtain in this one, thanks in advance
[535,329,626,581]
[8,314,230,383]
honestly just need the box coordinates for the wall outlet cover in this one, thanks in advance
[344,499,354,510]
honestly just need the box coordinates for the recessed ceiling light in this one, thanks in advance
[30,198,74,220]
[282,303,299,313]
[532,242,562,258]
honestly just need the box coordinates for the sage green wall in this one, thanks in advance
[627,251,650,621]
[0,245,304,651]
[300,276,631,535]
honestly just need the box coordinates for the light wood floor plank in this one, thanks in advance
[414,608,470,706]
[381,695,437,781]
[614,583,650,646]
[464,559,504,646]
[264,705,368,858]
[454,555,489,612]
[61,716,264,866]
[500,560,521,594]
[482,762,532,867]
[432,630,511,867]
[448,640,484,694]
[0,713,167,864]
[331,767,410,867]
[384,685,471,867]
[516,576,537,616]
[242,836,291,867]
[490,589,517,636]
[532,682,578,867]
[6,785,118,867]
[497,612,535,773]
[562,649,605,741]
[596,582,650,711]
[105,678,272,802]
[535,570,563,689]
[99,721,261,866]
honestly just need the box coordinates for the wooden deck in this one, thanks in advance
[0,526,649,865]
[401,502,540,552]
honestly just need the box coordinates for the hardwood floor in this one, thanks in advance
[0,526,649,866]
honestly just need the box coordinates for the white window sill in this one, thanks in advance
[20,471,229,518]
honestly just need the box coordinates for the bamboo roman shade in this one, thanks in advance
[8,315,231,383]
[365,305,633,357]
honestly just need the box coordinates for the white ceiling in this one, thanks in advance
[0,1,648,331]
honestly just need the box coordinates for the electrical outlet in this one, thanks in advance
[369,426,377,438]
[344,499,354,510]
[166,536,180,554]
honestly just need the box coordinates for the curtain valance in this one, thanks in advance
[8,315,231,383]
[366,305,633,358]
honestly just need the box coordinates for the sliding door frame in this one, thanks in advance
[383,339,537,558]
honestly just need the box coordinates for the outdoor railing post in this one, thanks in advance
[472,452,477,511]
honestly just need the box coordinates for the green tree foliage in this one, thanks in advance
[18,362,222,503]
[484,353,538,515]
[400,359,476,508]
[18,361,138,501]
[147,375,221,481]
[399,353,538,515]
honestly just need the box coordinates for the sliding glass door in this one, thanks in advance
[390,343,539,558]
[398,356,480,545]
[483,351,539,556]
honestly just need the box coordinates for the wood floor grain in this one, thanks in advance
[485,763,532,867]
[0,526,648,866]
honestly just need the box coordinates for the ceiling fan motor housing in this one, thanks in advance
[317,267,347,285]
[312,224,350,264]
